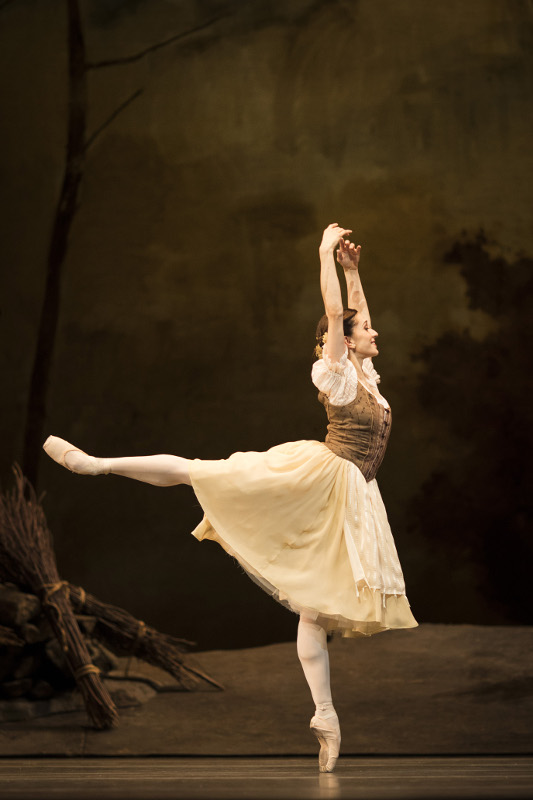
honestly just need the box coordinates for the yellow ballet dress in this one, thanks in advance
[189,346,418,638]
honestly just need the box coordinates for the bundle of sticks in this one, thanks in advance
[0,466,222,729]
[0,466,118,728]
[65,583,222,690]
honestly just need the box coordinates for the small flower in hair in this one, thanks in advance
[314,331,328,359]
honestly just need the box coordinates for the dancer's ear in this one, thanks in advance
[344,335,356,352]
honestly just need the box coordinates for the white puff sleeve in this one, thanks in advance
[362,358,381,386]
[311,345,358,406]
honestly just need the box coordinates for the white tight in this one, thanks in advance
[297,615,337,721]
[66,452,193,487]
[105,455,192,486]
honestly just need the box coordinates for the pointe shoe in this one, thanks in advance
[310,715,341,773]
[43,436,104,475]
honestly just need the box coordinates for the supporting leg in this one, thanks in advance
[297,615,335,717]
[297,614,341,772]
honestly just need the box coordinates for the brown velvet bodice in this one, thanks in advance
[318,383,391,482]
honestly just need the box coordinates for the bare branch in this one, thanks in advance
[85,14,225,70]
[84,87,143,151]
[22,0,87,486]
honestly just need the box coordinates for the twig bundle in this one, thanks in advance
[67,584,224,690]
[0,623,24,647]
[0,465,119,729]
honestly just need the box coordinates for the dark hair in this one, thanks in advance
[315,308,357,345]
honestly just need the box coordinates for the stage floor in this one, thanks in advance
[0,756,532,800]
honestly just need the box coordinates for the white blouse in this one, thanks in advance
[311,344,389,409]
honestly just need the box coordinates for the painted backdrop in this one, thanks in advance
[1,0,532,648]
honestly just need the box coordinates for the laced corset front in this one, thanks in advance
[318,382,392,482]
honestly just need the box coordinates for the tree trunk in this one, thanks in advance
[22,0,86,486]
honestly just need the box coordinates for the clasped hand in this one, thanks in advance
[319,223,361,270]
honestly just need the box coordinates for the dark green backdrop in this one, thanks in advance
[1,0,532,648]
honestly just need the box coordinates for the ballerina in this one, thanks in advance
[43,223,418,772]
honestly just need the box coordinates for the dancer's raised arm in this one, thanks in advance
[337,239,372,328]
[319,223,352,362]
[336,237,371,328]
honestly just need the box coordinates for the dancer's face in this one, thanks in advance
[345,318,379,359]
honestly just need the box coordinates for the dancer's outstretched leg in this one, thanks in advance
[297,614,341,772]
[101,454,191,486]
[43,436,192,486]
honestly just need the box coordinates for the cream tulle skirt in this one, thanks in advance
[189,440,418,638]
